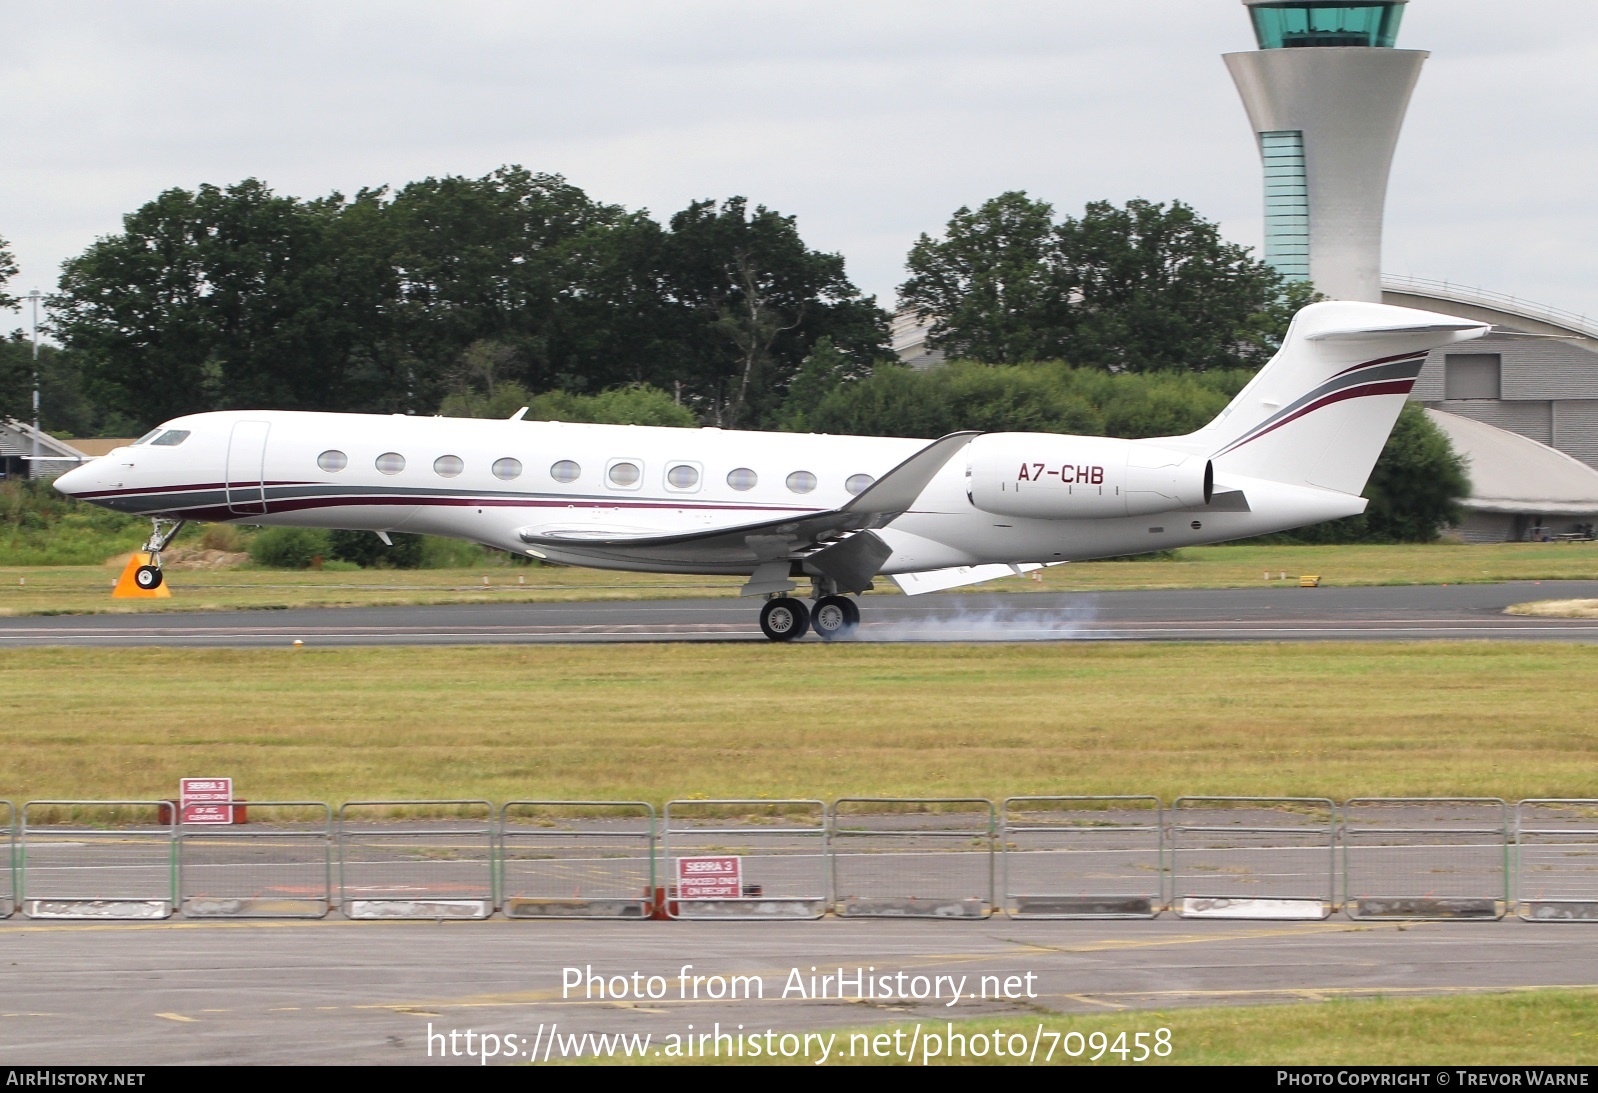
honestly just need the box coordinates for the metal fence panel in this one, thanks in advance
[1,802,13,918]
[664,800,827,920]
[1517,800,1598,922]
[1171,797,1336,919]
[179,803,332,918]
[1000,797,1162,918]
[21,801,175,919]
[830,798,994,919]
[499,801,655,919]
[338,801,495,919]
[1343,798,1508,920]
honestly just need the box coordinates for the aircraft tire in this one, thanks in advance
[134,565,164,590]
[759,596,810,642]
[811,596,859,641]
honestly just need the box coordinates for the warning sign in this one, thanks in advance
[675,855,741,899]
[180,777,233,825]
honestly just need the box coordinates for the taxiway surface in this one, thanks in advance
[2,916,1594,1065]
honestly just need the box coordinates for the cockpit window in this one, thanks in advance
[133,429,163,446]
[150,430,191,447]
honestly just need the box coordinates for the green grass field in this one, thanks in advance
[609,989,1598,1066]
[1,541,1594,617]
[3,642,1595,804]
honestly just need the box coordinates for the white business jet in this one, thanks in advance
[54,301,1487,640]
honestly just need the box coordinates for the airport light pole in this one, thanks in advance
[24,287,42,475]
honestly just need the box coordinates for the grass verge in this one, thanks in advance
[3,642,1596,804]
[0,542,1594,617]
[1508,600,1598,619]
[0,563,744,616]
[600,989,1598,1066]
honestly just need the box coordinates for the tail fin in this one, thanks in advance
[1192,301,1489,495]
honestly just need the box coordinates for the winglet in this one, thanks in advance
[843,431,979,518]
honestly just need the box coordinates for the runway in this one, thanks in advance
[2,580,1597,647]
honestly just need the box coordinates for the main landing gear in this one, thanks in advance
[136,517,187,590]
[810,595,860,640]
[758,581,862,643]
[758,597,809,641]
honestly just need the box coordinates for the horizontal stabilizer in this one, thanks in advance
[1306,321,1484,343]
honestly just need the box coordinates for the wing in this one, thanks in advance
[516,431,978,592]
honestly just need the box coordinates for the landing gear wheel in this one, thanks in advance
[759,596,810,642]
[134,564,163,590]
[811,595,859,641]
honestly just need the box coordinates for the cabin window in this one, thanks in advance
[433,454,465,478]
[666,463,701,490]
[492,457,522,481]
[375,452,406,475]
[607,460,642,488]
[550,459,581,483]
[786,470,817,494]
[150,429,191,447]
[845,473,875,496]
[726,467,758,491]
[317,450,348,472]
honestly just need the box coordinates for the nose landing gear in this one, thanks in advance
[112,517,185,599]
[137,517,186,589]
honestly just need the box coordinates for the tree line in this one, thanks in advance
[29,171,886,433]
[7,176,1312,432]
[0,181,1465,541]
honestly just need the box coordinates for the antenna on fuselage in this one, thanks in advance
[509,407,530,420]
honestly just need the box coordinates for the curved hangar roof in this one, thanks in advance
[1426,409,1598,515]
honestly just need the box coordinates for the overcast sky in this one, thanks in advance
[2,0,1595,328]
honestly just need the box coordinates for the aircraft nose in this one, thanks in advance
[54,462,92,497]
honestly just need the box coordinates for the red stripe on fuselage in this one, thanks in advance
[110,494,828,522]
[71,481,299,501]
[1222,378,1417,454]
[1329,351,1428,379]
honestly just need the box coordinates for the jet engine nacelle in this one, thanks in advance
[966,433,1213,520]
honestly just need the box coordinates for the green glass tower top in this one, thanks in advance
[1244,1,1406,49]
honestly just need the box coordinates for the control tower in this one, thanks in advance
[1224,1,1427,301]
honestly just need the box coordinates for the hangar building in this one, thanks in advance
[0,418,91,482]
[1424,408,1598,543]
